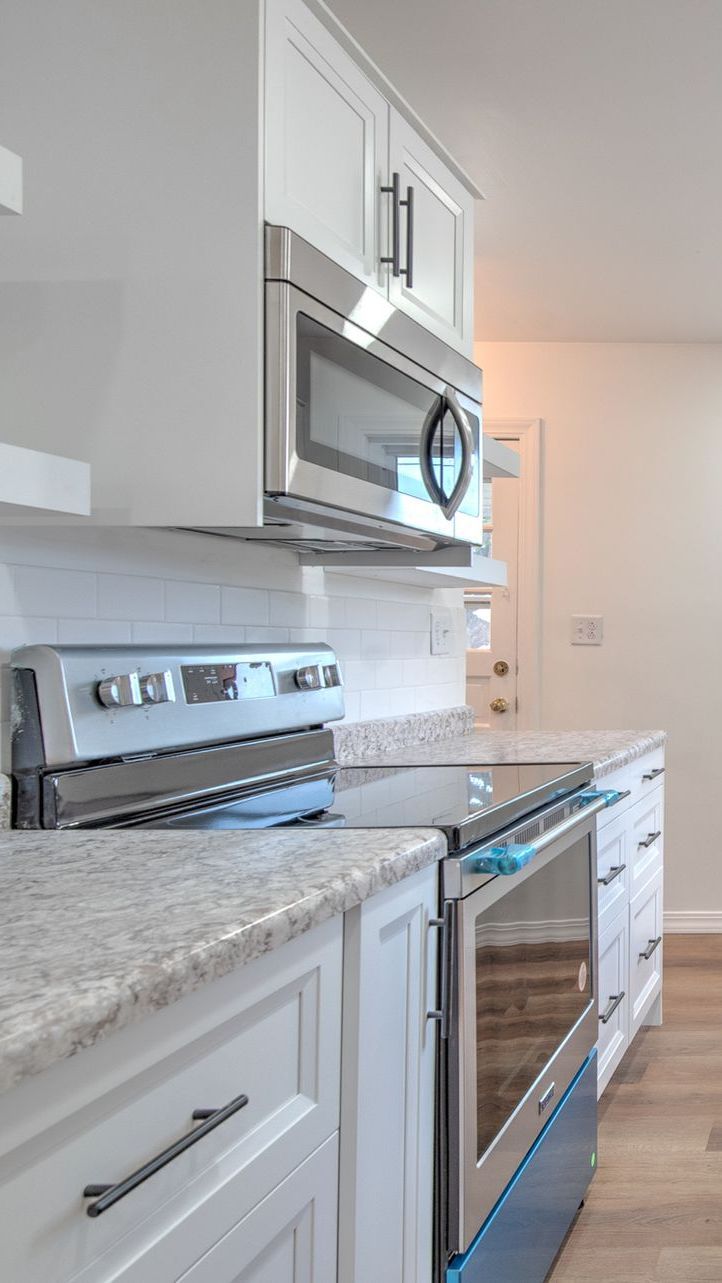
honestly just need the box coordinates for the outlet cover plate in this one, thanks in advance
[571,615,603,646]
[431,608,453,655]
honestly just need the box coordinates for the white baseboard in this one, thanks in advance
[664,911,722,933]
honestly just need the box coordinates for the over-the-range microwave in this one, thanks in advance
[202,226,484,554]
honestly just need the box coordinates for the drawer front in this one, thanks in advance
[629,870,663,1038]
[597,910,629,1097]
[629,790,664,894]
[629,748,665,804]
[1,919,342,1283]
[596,811,630,931]
[595,764,632,829]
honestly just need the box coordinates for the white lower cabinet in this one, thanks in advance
[595,749,665,1096]
[117,1135,339,1283]
[339,864,438,1283]
[629,868,664,1039]
[597,909,629,1095]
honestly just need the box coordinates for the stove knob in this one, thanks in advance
[97,673,143,708]
[139,670,176,705]
[295,665,321,691]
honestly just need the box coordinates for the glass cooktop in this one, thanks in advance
[141,761,593,853]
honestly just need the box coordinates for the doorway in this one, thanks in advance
[465,421,542,731]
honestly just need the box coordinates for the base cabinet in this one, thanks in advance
[595,749,665,1097]
[339,864,438,1283]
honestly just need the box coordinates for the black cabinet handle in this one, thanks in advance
[599,992,625,1024]
[598,862,626,886]
[638,830,662,849]
[642,767,665,782]
[83,1092,249,1218]
[380,172,401,277]
[639,936,662,961]
[400,184,414,288]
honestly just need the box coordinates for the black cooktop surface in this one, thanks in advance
[143,760,593,851]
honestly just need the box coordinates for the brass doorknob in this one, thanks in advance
[490,697,510,714]
[493,660,510,677]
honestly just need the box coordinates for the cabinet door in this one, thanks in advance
[339,864,438,1283]
[112,1134,338,1283]
[629,787,664,897]
[597,910,629,1098]
[388,112,474,355]
[629,869,663,1038]
[265,0,388,291]
[596,809,630,933]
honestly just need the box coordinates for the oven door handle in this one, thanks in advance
[474,788,629,875]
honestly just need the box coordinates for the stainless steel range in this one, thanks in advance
[10,644,627,1283]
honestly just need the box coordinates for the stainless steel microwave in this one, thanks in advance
[261,225,484,552]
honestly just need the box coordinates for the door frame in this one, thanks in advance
[483,418,543,730]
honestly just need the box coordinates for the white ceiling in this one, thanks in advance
[327,0,722,341]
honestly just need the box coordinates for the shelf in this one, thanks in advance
[0,145,22,215]
[483,436,520,479]
[0,443,91,516]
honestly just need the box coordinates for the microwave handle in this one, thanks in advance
[418,387,475,522]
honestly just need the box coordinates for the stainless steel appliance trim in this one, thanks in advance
[448,802,599,1253]
[265,278,483,543]
[44,728,336,828]
[265,225,482,401]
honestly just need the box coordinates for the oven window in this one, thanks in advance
[295,312,480,516]
[474,838,592,1161]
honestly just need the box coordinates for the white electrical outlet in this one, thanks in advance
[430,608,453,655]
[571,615,604,646]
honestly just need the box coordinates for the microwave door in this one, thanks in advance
[265,281,467,541]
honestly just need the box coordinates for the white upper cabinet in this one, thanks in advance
[265,0,388,292]
[265,0,478,355]
[388,113,474,354]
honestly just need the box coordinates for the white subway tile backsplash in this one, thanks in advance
[0,527,466,770]
[57,619,133,644]
[13,566,97,619]
[97,573,164,622]
[131,621,195,643]
[221,586,269,626]
[165,580,220,623]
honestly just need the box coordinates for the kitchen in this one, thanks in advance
[0,1,715,1281]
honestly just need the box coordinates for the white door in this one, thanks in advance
[387,111,474,355]
[465,451,520,729]
[339,866,437,1283]
[265,0,389,291]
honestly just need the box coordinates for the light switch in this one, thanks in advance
[571,615,604,646]
[430,608,453,655]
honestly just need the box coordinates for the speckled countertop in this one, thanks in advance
[344,727,666,777]
[0,827,444,1097]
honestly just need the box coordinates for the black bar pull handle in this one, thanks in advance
[599,992,625,1025]
[598,862,626,886]
[638,830,662,849]
[639,935,662,961]
[642,766,665,782]
[380,172,401,276]
[400,184,414,288]
[83,1092,249,1218]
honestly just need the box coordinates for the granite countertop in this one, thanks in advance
[343,726,666,777]
[0,826,445,1097]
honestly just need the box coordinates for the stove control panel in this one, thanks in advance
[96,673,143,708]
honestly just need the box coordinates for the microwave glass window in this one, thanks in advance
[473,837,592,1161]
[295,313,480,517]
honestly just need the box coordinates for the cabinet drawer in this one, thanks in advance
[629,748,665,805]
[629,870,663,1038]
[597,910,629,1097]
[116,1133,339,1283]
[1,919,342,1283]
[629,790,664,894]
[596,811,630,931]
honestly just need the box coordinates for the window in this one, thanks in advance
[465,594,491,650]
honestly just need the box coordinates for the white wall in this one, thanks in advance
[0,526,466,771]
[478,340,722,916]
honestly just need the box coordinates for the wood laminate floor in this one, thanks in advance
[548,935,722,1283]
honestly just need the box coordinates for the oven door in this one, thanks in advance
[447,806,599,1255]
[265,279,482,544]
